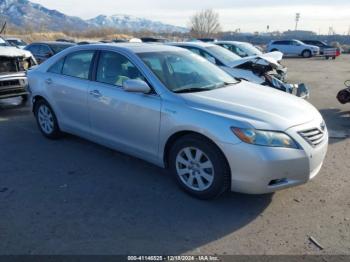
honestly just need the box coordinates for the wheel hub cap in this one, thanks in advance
[175,147,215,191]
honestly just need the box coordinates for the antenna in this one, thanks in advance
[0,21,6,35]
[295,13,301,31]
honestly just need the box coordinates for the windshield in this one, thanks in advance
[237,43,263,56]
[294,40,305,45]
[50,44,74,54]
[206,45,241,65]
[8,39,27,46]
[138,50,238,93]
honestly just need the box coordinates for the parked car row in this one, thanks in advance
[171,41,309,98]
[266,39,340,59]
[26,43,329,199]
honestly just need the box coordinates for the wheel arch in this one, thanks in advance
[32,95,47,112]
[163,130,230,171]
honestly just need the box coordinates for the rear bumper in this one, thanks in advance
[0,73,28,99]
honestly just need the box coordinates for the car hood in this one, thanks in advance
[305,44,320,50]
[0,46,33,58]
[227,52,282,69]
[181,81,320,131]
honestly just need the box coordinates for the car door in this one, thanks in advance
[289,41,303,55]
[88,50,161,159]
[45,50,95,135]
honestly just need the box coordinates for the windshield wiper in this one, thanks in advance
[173,87,213,93]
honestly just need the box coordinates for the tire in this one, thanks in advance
[34,99,62,139]
[325,56,330,60]
[302,50,312,58]
[168,134,230,199]
[337,90,350,104]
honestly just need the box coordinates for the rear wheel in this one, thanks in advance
[169,134,230,199]
[302,50,312,58]
[34,100,62,139]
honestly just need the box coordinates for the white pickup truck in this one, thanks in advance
[0,37,37,101]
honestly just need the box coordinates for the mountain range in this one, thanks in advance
[0,0,188,33]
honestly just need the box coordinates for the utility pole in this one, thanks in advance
[295,13,301,31]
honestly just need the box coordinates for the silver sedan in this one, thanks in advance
[27,43,328,199]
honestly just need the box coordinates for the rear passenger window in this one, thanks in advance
[62,51,94,80]
[96,51,145,86]
[48,58,64,74]
[27,45,40,54]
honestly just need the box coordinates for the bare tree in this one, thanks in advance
[189,9,221,38]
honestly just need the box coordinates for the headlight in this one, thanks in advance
[231,127,299,149]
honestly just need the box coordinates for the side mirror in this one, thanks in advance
[123,79,151,93]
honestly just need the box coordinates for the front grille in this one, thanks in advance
[299,128,325,147]
[0,79,21,87]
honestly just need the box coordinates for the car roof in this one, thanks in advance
[216,41,247,45]
[66,43,187,54]
[29,41,75,46]
[5,37,22,41]
[169,42,216,48]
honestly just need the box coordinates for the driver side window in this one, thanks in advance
[96,51,145,86]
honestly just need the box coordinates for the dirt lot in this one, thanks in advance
[0,55,349,255]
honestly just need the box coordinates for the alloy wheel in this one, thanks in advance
[37,104,54,134]
[175,147,215,191]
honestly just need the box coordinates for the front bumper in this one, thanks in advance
[218,119,328,194]
[0,73,28,99]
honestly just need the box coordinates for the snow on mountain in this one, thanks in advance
[0,0,188,33]
[87,14,188,33]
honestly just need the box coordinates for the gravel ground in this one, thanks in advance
[0,55,349,255]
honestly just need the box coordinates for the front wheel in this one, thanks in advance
[302,50,312,58]
[169,134,230,199]
[34,100,62,139]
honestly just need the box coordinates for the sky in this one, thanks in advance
[30,0,350,34]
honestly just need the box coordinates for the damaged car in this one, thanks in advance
[170,42,309,98]
[0,37,37,101]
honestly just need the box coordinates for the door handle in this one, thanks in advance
[89,90,102,98]
[45,78,53,85]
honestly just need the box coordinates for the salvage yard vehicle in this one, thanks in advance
[0,37,37,101]
[25,41,75,64]
[215,40,284,63]
[28,43,328,199]
[337,80,350,104]
[301,40,340,60]
[171,42,309,98]
[5,37,28,49]
[215,41,264,58]
[267,40,320,58]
